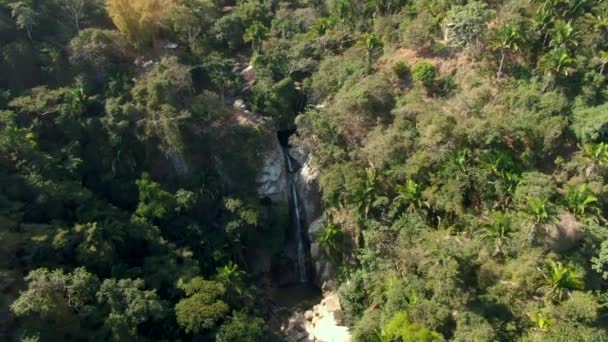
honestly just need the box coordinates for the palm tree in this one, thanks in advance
[310,16,338,37]
[391,179,424,216]
[480,211,515,257]
[318,224,344,257]
[490,23,523,78]
[544,260,584,301]
[9,1,38,40]
[527,310,555,331]
[549,20,578,49]
[349,165,387,219]
[538,47,576,90]
[526,197,556,225]
[583,142,608,167]
[593,50,608,76]
[243,21,269,53]
[525,197,556,244]
[215,262,249,301]
[363,33,383,65]
[564,184,598,216]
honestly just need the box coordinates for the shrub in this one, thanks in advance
[572,102,608,143]
[392,61,410,79]
[382,311,443,341]
[412,61,437,91]
[216,311,267,342]
[442,1,494,48]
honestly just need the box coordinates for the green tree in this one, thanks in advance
[545,260,584,301]
[97,278,165,340]
[11,268,100,318]
[135,172,176,222]
[214,263,251,305]
[563,184,598,217]
[480,211,515,257]
[243,21,269,53]
[362,32,383,65]
[8,0,38,40]
[216,311,266,342]
[175,277,229,334]
[538,48,576,90]
[549,20,577,49]
[593,50,608,76]
[489,23,523,78]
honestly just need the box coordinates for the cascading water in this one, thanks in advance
[285,150,308,283]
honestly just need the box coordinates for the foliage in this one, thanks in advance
[392,61,410,79]
[381,311,443,342]
[106,0,176,46]
[442,1,493,48]
[544,260,584,301]
[3,0,608,340]
[175,277,229,334]
[412,61,437,92]
[592,240,608,280]
[563,184,598,217]
[216,311,267,342]
[572,102,608,143]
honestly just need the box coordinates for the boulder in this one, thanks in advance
[241,64,256,83]
[545,211,585,252]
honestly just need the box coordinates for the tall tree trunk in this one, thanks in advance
[497,50,506,78]
[601,62,606,76]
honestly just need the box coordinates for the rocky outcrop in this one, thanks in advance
[290,147,323,227]
[308,215,337,288]
[284,288,351,342]
[256,133,288,204]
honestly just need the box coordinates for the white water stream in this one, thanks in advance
[285,150,308,283]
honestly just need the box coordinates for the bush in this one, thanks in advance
[382,311,443,341]
[392,61,410,79]
[442,1,493,48]
[412,61,437,90]
[216,311,267,342]
[352,311,382,342]
[572,102,608,143]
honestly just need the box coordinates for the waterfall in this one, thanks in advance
[285,150,308,283]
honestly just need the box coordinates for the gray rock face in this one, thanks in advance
[290,148,323,231]
[307,215,337,287]
[168,150,189,176]
[256,135,288,203]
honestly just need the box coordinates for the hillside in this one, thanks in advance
[2,0,608,341]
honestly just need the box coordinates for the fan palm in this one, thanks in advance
[538,47,576,90]
[549,20,578,49]
[593,50,608,76]
[244,21,269,53]
[392,179,423,213]
[480,211,515,257]
[564,184,598,216]
[583,142,608,167]
[363,33,383,65]
[489,23,523,78]
[545,260,584,301]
